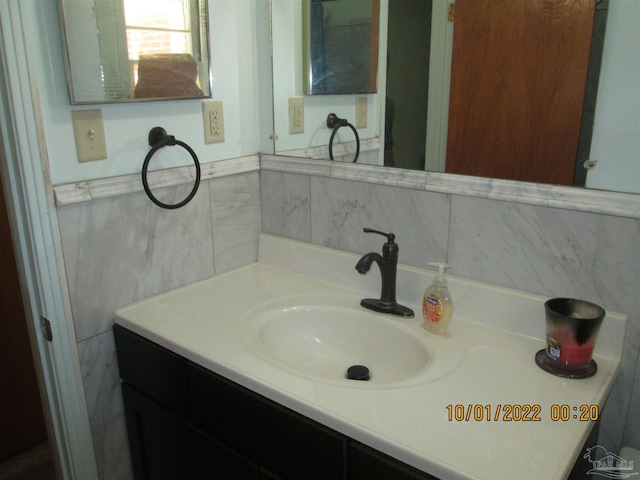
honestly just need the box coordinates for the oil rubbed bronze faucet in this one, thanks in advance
[355,228,414,318]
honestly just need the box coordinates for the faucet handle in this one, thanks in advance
[363,228,396,244]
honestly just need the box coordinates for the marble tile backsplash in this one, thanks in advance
[58,182,216,343]
[57,171,261,479]
[309,176,450,266]
[260,166,640,458]
[448,195,640,380]
[55,161,639,479]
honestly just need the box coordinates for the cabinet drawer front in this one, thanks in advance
[188,363,347,480]
[114,324,188,413]
[349,442,437,480]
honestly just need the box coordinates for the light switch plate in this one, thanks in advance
[203,100,225,144]
[71,109,107,162]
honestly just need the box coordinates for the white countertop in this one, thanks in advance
[115,234,626,480]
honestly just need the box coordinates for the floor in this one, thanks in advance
[0,443,56,480]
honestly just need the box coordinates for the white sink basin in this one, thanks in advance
[243,295,464,388]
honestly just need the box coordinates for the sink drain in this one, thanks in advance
[346,365,370,381]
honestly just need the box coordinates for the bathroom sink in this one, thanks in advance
[243,295,464,388]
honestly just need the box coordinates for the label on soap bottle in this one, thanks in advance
[423,293,442,323]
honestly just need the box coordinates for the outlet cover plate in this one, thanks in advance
[203,100,225,144]
[289,97,304,134]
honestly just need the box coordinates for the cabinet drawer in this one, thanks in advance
[188,362,347,480]
[114,324,188,413]
[349,442,437,480]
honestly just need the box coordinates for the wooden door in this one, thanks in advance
[445,0,596,185]
[0,173,47,461]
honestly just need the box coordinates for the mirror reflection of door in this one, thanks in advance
[445,0,596,185]
[386,0,432,170]
[386,0,600,182]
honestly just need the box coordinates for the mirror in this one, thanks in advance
[271,0,640,195]
[271,0,382,162]
[304,0,379,95]
[57,0,211,104]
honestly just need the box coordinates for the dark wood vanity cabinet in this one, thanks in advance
[114,324,437,480]
[188,362,347,480]
[349,442,437,480]
[122,383,259,479]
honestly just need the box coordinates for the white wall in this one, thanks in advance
[588,0,640,194]
[32,0,270,185]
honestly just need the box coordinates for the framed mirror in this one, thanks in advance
[303,0,379,95]
[57,0,211,104]
[272,0,640,196]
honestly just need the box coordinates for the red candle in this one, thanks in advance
[547,328,594,366]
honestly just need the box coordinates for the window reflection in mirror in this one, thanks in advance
[304,0,379,95]
[58,0,210,104]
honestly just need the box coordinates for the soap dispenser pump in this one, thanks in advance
[422,262,453,334]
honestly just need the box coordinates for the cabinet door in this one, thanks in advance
[114,324,188,413]
[122,383,260,480]
[188,362,347,480]
[123,383,193,480]
[349,442,437,480]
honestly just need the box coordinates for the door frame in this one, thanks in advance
[0,2,98,479]
[425,0,453,173]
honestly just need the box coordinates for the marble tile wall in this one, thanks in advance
[57,171,261,480]
[53,163,638,479]
[260,169,640,455]
[447,196,640,452]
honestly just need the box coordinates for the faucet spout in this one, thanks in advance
[355,229,414,318]
[355,252,382,274]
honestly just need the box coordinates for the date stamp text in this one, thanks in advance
[446,404,599,422]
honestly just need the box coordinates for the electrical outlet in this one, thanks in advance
[203,100,225,144]
[289,97,304,134]
[355,97,367,128]
[71,109,107,162]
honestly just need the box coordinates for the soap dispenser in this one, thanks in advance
[423,262,453,334]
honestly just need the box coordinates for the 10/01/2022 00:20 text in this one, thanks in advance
[446,404,599,422]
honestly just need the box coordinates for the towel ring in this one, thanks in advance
[142,127,201,209]
[327,113,360,163]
